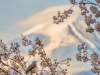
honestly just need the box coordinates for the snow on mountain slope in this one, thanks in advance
[14,5,81,30]
[7,5,100,75]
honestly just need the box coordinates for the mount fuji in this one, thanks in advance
[7,5,100,75]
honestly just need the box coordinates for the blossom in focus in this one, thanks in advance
[95,22,100,32]
[76,53,82,61]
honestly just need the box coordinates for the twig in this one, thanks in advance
[0,68,9,75]
[83,0,99,6]
[0,61,22,74]
[68,3,78,11]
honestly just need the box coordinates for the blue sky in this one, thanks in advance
[0,0,70,27]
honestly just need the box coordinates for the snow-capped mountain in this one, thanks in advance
[7,5,100,75]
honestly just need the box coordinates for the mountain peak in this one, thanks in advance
[14,5,81,30]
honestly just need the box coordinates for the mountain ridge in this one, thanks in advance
[7,5,100,75]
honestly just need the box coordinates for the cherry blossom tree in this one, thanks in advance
[77,43,100,75]
[53,0,100,75]
[53,0,100,33]
[0,35,71,75]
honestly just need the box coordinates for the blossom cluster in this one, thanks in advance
[0,40,28,75]
[53,9,73,24]
[0,40,11,61]
[53,0,100,33]
[21,35,71,75]
[70,0,100,33]
[77,43,100,74]
[0,35,72,75]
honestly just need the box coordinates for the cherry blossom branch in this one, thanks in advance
[0,68,9,75]
[21,35,71,75]
[0,61,22,74]
[77,43,100,74]
[81,0,99,6]
[53,0,100,33]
